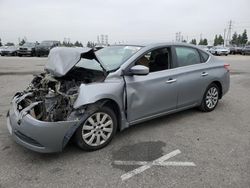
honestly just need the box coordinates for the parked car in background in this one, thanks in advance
[209,46,230,56]
[1,46,18,56]
[35,40,60,57]
[241,46,250,55]
[7,43,230,153]
[18,42,38,57]
[198,45,210,52]
[0,46,8,55]
[229,46,243,54]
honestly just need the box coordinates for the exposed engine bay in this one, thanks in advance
[16,68,105,122]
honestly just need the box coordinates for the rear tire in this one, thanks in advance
[199,83,220,112]
[75,106,117,151]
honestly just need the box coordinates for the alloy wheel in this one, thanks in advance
[205,87,219,109]
[82,112,113,147]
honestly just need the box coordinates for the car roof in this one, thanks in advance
[111,42,198,48]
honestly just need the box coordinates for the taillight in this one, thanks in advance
[224,64,230,71]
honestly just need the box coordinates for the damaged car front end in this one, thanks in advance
[7,47,110,153]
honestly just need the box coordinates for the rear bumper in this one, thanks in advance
[242,51,250,54]
[222,71,230,97]
[36,49,50,56]
[217,51,229,55]
[7,96,79,153]
[1,51,15,56]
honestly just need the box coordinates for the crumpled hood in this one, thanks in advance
[45,47,103,77]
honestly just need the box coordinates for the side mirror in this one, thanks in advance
[129,65,149,76]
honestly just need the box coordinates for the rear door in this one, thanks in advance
[173,46,211,108]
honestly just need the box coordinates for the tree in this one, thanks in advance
[190,39,197,45]
[230,30,248,46]
[241,29,248,45]
[86,41,95,48]
[87,41,91,48]
[74,41,83,47]
[217,35,224,45]
[237,34,242,46]
[19,38,26,46]
[203,38,208,45]
[231,32,238,45]
[214,35,224,46]
[62,41,73,47]
[198,38,208,45]
[214,35,218,46]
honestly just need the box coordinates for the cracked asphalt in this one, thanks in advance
[0,55,249,188]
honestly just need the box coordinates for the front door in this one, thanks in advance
[125,47,178,123]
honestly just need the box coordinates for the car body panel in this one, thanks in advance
[1,46,18,56]
[242,46,250,54]
[46,47,92,77]
[35,40,60,56]
[7,100,78,153]
[18,42,37,56]
[125,69,178,122]
[73,81,124,110]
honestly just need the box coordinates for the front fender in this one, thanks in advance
[73,81,124,109]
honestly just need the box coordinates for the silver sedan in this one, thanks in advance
[7,43,230,153]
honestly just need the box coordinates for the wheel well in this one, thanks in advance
[212,81,222,99]
[100,99,122,132]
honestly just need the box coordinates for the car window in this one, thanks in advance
[199,50,209,62]
[135,48,170,73]
[175,47,201,67]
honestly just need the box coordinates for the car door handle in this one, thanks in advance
[166,78,177,84]
[201,72,208,77]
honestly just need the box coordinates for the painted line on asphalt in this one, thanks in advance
[113,149,196,181]
[114,161,196,167]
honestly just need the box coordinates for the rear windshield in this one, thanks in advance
[40,41,54,46]
[22,43,35,47]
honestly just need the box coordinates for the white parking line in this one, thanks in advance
[114,161,196,166]
[113,149,196,181]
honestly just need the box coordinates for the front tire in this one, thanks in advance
[199,83,220,112]
[75,106,117,151]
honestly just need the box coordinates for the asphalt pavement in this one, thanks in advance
[0,55,249,188]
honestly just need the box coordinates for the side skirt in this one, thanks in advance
[128,103,198,126]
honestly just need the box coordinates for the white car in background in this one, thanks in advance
[198,45,210,52]
[209,46,230,56]
[0,46,8,55]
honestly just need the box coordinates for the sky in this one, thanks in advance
[0,0,250,45]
